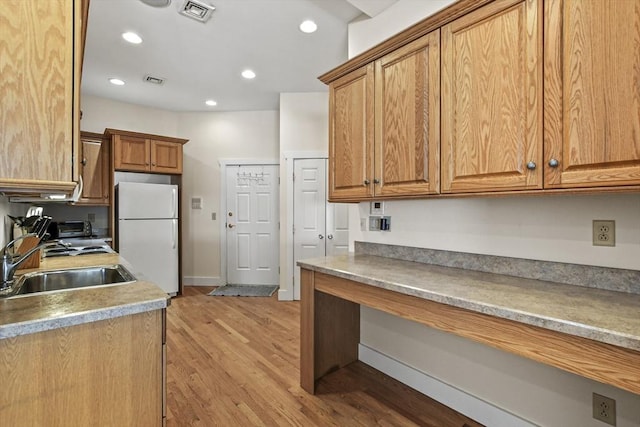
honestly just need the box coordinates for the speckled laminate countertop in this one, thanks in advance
[298,254,640,352]
[0,253,169,339]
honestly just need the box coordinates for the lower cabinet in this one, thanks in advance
[0,310,165,426]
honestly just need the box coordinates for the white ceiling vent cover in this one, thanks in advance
[179,0,215,23]
[144,75,165,85]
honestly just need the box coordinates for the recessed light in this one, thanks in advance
[139,0,171,7]
[205,100,217,106]
[122,32,143,44]
[299,20,317,33]
[241,69,256,79]
[109,78,125,86]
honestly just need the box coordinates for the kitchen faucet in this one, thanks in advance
[0,233,58,294]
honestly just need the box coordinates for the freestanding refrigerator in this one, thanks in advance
[117,182,179,295]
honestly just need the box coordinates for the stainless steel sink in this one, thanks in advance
[12,265,136,296]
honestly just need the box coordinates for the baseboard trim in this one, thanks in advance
[358,344,534,427]
[183,276,220,286]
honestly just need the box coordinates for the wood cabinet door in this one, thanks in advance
[374,30,440,197]
[328,64,375,201]
[441,0,543,193]
[77,133,109,205]
[114,135,150,172]
[0,0,77,191]
[544,0,640,188]
[151,140,183,174]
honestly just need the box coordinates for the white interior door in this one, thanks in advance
[226,165,279,285]
[326,203,349,256]
[293,158,349,299]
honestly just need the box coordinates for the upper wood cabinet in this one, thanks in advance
[543,0,640,188]
[441,0,542,193]
[328,64,375,200]
[0,0,85,194]
[76,131,110,205]
[328,31,440,201]
[107,129,187,175]
[375,30,441,197]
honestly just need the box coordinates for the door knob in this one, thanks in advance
[228,223,235,228]
[526,161,536,170]
[548,158,559,168]
[364,179,370,185]
[327,234,333,240]
[318,234,324,239]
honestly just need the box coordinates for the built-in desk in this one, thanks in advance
[298,253,640,395]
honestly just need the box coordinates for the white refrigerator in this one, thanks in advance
[117,182,179,295]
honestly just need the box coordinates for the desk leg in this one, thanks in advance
[300,269,360,394]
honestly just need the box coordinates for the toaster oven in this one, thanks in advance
[47,220,93,239]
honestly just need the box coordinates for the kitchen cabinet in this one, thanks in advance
[328,64,375,200]
[108,129,187,175]
[76,131,110,205]
[375,30,440,197]
[0,309,165,426]
[0,0,86,194]
[543,0,640,188]
[441,0,542,193]
[327,31,440,201]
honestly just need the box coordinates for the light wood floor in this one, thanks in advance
[165,287,483,427]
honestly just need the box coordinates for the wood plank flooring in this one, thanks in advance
[166,287,483,427]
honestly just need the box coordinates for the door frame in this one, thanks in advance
[282,151,327,301]
[219,158,279,287]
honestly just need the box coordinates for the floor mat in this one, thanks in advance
[208,285,279,297]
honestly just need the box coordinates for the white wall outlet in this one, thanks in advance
[593,393,616,426]
[212,212,216,220]
[592,220,615,247]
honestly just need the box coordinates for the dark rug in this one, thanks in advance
[208,285,279,297]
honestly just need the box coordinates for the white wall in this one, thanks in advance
[278,92,329,299]
[349,1,640,426]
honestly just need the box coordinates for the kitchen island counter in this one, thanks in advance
[0,253,169,339]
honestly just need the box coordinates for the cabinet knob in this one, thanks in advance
[318,234,324,240]
[364,179,370,185]
[548,158,559,168]
[526,161,537,170]
[327,234,333,240]
[373,178,380,184]
[81,158,87,166]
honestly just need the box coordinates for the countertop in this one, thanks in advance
[0,253,169,339]
[298,254,640,352]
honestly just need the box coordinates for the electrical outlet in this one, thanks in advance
[593,393,616,426]
[88,213,96,222]
[593,220,615,247]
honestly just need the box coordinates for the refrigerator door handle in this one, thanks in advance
[172,220,177,249]
[171,188,177,219]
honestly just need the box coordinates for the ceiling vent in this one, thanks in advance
[144,75,165,85]
[179,0,215,23]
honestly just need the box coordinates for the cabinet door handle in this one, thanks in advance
[373,178,380,184]
[548,158,559,168]
[526,161,537,170]
[327,234,333,240]
[81,158,87,166]
[364,179,370,185]
[318,234,324,239]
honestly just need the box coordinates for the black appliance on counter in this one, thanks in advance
[47,220,92,239]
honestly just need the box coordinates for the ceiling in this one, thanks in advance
[81,0,398,112]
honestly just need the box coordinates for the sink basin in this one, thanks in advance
[12,265,136,296]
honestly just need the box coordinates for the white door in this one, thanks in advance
[226,165,279,285]
[293,158,349,299]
